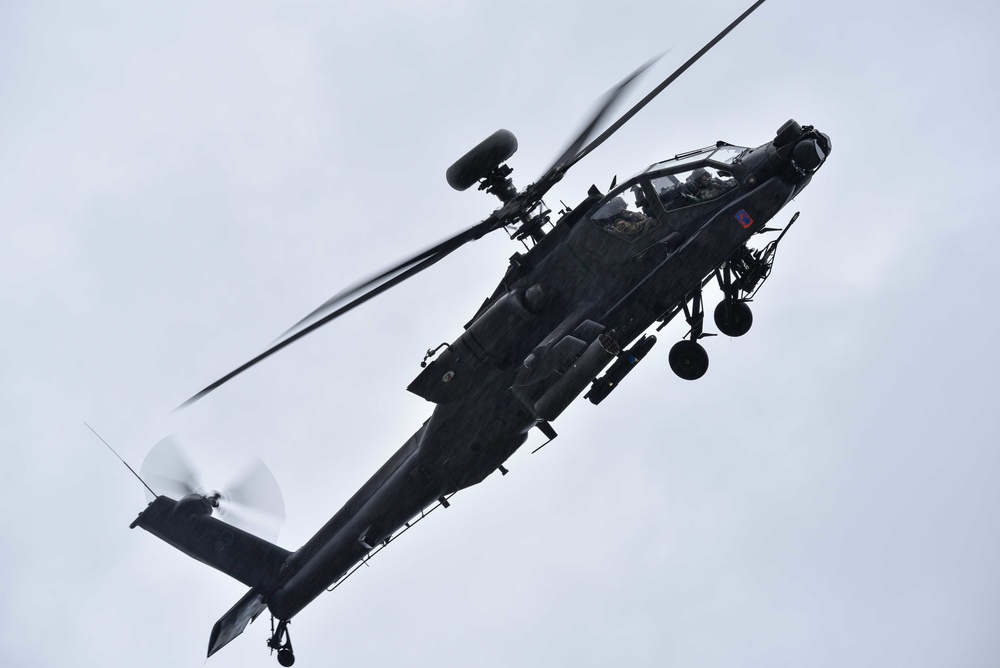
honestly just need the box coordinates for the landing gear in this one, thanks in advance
[714,299,752,337]
[669,288,714,380]
[712,252,758,338]
[658,214,801,381]
[268,617,295,666]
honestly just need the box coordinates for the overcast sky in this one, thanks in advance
[3,1,999,666]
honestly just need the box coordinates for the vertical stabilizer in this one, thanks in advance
[207,588,268,657]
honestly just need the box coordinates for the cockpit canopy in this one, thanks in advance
[590,144,748,241]
[641,144,748,174]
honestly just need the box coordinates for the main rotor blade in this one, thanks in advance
[545,56,659,177]
[564,0,770,171]
[277,215,496,340]
[179,216,498,408]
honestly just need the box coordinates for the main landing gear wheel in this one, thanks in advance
[669,340,709,380]
[277,648,295,667]
[714,300,753,337]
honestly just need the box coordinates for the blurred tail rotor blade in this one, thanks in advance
[139,436,200,502]
[222,457,286,541]
[226,457,286,525]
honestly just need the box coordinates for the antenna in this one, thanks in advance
[85,422,158,498]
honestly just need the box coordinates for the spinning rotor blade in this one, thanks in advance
[180,215,499,407]
[222,457,286,542]
[544,56,659,178]
[139,436,200,502]
[564,0,770,171]
[276,214,501,340]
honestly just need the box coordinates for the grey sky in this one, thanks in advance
[2,1,999,666]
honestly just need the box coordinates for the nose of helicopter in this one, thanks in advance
[780,122,831,180]
[764,120,832,181]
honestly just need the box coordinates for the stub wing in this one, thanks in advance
[207,588,268,657]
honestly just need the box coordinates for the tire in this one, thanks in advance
[714,300,753,337]
[668,340,709,380]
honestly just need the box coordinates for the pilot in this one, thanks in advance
[685,169,729,202]
[610,208,654,236]
[593,196,653,236]
[656,183,684,211]
[658,171,714,209]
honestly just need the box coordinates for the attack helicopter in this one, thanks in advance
[129,1,831,664]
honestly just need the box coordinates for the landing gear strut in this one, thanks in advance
[713,258,754,337]
[268,617,295,666]
[712,213,801,338]
[669,288,713,380]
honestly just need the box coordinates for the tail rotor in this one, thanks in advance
[139,436,286,541]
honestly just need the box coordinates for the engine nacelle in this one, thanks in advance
[408,286,548,404]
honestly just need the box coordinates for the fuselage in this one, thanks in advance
[265,123,831,621]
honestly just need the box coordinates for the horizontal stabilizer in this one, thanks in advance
[208,588,267,657]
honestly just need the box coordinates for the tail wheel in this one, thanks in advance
[669,340,709,380]
[277,648,295,666]
[268,618,295,666]
[714,300,753,337]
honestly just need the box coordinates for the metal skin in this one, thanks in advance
[128,3,836,662]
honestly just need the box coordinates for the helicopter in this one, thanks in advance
[128,1,831,664]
